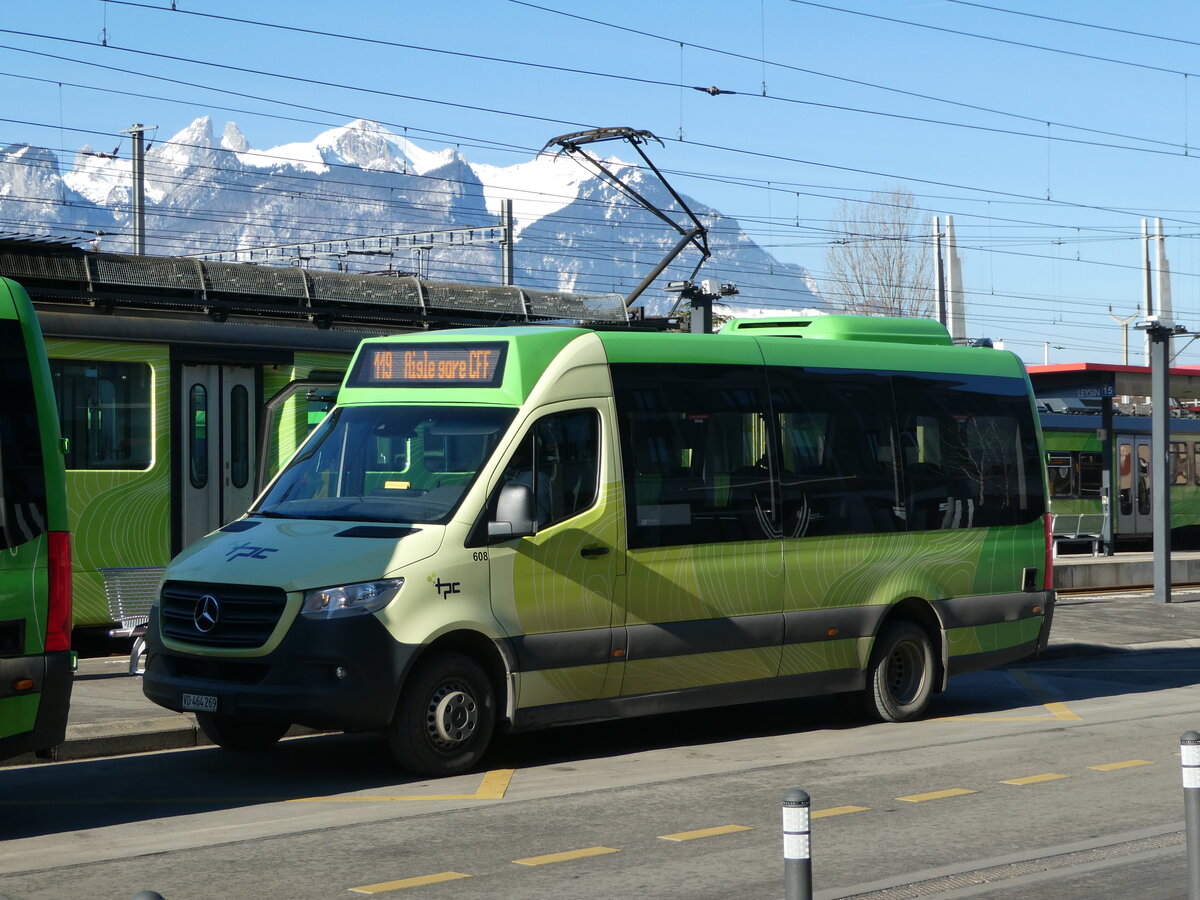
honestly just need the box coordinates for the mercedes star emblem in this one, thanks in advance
[193,594,220,633]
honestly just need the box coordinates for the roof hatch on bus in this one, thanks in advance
[721,315,953,346]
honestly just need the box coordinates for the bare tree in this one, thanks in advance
[824,186,934,318]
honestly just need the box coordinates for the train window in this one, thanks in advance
[1078,452,1103,497]
[1171,442,1190,486]
[1118,444,1133,516]
[51,359,152,471]
[1046,453,1074,498]
[230,384,250,489]
[189,384,207,489]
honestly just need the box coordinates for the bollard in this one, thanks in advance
[1185,732,1200,900]
[783,788,813,900]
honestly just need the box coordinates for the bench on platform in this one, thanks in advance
[1050,513,1105,558]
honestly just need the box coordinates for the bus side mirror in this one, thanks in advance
[487,482,537,542]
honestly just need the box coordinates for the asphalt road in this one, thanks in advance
[4,640,1200,899]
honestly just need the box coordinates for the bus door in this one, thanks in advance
[1116,435,1152,537]
[488,404,624,707]
[178,364,257,548]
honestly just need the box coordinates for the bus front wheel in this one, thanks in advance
[196,712,290,752]
[387,652,496,777]
[861,621,934,723]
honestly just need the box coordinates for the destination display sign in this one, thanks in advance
[348,343,508,388]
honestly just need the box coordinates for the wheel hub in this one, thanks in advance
[887,643,922,703]
[428,684,478,746]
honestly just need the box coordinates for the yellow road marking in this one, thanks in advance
[514,846,620,866]
[291,769,514,804]
[898,788,977,803]
[1001,773,1069,785]
[935,670,1081,722]
[813,805,870,818]
[474,769,515,799]
[350,872,470,893]
[1090,760,1154,771]
[659,824,752,841]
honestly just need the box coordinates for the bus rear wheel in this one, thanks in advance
[196,712,290,752]
[861,621,934,723]
[387,652,495,778]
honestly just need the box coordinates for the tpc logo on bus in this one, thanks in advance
[225,542,279,562]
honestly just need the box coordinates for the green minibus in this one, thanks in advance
[144,316,1053,776]
[0,277,72,761]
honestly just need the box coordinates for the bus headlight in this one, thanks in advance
[301,578,404,619]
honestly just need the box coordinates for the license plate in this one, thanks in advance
[181,693,218,713]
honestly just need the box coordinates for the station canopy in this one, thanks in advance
[1028,362,1200,403]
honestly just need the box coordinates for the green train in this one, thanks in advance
[1041,410,1200,547]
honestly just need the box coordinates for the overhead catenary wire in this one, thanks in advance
[1,20,1192,162]
[0,8,1193,359]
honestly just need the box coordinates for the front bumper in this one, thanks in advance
[142,609,418,731]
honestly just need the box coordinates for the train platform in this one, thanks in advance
[8,565,1200,768]
[1054,548,1200,592]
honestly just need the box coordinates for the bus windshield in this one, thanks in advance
[254,405,516,524]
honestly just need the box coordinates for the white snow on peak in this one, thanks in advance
[154,117,217,168]
[238,119,452,175]
[63,144,127,206]
[472,153,629,236]
[221,122,249,153]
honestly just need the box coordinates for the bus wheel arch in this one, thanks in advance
[860,599,942,723]
[387,631,507,777]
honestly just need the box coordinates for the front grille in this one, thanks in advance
[160,581,288,648]
[167,656,270,684]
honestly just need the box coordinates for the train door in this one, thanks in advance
[1116,435,1152,538]
[178,363,257,548]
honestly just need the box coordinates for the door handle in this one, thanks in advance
[580,546,610,558]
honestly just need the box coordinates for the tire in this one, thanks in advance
[860,620,935,723]
[387,652,496,778]
[196,712,290,752]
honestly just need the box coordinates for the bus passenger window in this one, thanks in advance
[772,370,900,538]
[615,363,775,548]
[894,373,1044,530]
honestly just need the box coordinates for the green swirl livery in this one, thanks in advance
[143,317,1055,777]
[0,278,72,761]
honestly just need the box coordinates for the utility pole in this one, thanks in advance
[500,199,515,286]
[944,215,966,342]
[1137,317,1183,603]
[121,124,152,256]
[932,216,946,327]
[1142,218,1154,364]
[1154,218,1175,361]
[1109,307,1138,366]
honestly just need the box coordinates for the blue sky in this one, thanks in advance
[3,0,1200,365]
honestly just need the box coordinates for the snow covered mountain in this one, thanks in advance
[2,118,823,318]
